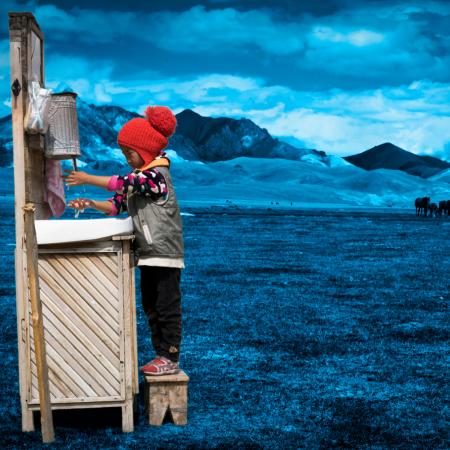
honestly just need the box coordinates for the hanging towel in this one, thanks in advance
[44,159,66,218]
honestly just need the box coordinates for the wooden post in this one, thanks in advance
[121,239,134,432]
[9,12,49,432]
[144,371,189,426]
[23,203,55,443]
[10,12,33,432]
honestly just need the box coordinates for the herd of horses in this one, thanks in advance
[415,197,450,217]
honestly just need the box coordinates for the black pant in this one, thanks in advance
[139,266,182,363]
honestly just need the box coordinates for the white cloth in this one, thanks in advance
[137,256,185,269]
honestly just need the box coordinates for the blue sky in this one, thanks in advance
[1,0,450,158]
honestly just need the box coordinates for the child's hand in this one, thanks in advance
[68,198,93,210]
[63,170,89,186]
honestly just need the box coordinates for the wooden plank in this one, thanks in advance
[49,254,119,323]
[30,358,70,400]
[130,251,138,394]
[30,360,64,401]
[90,254,117,280]
[22,248,36,412]
[41,266,119,355]
[36,301,121,393]
[112,235,134,241]
[29,321,98,398]
[28,399,125,409]
[31,304,89,397]
[32,304,111,397]
[27,140,46,207]
[38,241,121,252]
[42,254,119,337]
[32,289,121,391]
[39,257,120,340]
[121,242,134,431]
[23,17,48,220]
[77,254,119,298]
[117,248,126,402]
[40,293,120,394]
[35,276,121,381]
[122,400,134,433]
[23,204,54,443]
[38,258,120,355]
[10,19,34,432]
[145,371,190,384]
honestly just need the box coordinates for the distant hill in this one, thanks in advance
[0,154,442,208]
[170,109,327,163]
[344,142,450,178]
[0,102,340,168]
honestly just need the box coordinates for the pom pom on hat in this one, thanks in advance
[144,106,177,138]
[117,105,177,168]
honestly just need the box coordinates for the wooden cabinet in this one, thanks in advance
[19,236,138,431]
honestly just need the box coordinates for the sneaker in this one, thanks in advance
[140,356,180,376]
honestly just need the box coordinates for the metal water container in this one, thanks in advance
[44,92,81,159]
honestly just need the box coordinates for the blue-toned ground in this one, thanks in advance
[0,200,448,449]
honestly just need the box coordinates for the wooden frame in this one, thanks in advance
[9,13,138,433]
[26,238,137,432]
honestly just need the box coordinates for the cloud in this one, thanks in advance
[312,26,384,46]
[24,4,307,53]
[261,81,450,158]
[1,1,449,158]
[2,1,449,93]
[125,74,449,158]
[301,2,450,86]
[146,6,307,55]
[90,72,450,159]
[44,53,115,103]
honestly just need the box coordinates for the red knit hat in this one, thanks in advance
[117,106,177,168]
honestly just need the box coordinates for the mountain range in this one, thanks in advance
[170,109,329,164]
[0,101,449,209]
[1,100,448,180]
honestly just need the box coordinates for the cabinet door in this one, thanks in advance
[27,251,124,405]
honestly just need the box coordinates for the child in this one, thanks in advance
[65,105,184,376]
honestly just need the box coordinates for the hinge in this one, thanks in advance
[12,78,21,97]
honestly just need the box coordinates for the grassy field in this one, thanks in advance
[0,203,448,448]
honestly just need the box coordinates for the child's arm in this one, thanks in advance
[64,170,111,189]
[105,169,168,216]
[107,169,168,197]
[68,198,113,215]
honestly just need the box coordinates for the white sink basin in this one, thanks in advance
[35,217,134,245]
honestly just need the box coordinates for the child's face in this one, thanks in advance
[120,146,145,169]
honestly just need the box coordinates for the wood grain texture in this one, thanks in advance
[10,19,34,433]
[145,371,189,426]
[24,204,54,443]
[12,12,136,434]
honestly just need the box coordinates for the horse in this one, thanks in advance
[438,200,447,217]
[429,202,439,217]
[415,197,430,216]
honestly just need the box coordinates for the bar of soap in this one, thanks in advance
[35,217,133,245]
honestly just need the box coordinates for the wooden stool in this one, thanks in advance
[144,370,189,426]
